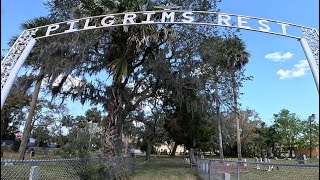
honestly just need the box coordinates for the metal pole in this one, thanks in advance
[0,39,37,109]
[309,118,312,158]
[299,38,319,92]
[237,161,240,180]
[309,114,315,158]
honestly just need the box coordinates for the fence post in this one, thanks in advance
[237,161,240,180]
[208,160,212,180]
[29,166,40,180]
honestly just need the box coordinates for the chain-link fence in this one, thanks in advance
[197,158,319,180]
[1,156,135,180]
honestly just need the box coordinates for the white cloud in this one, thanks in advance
[276,60,310,79]
[265,52,293,62]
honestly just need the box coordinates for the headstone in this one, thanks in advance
[266,159,272,171]
[259,157,263,163]
[285,153,290,158]
[185,157,190,164]
[255,157,260,170]
[205,163,209,173]
[243,159,247,167]
[274,157,278,160]
[29,166,40,180]
[226,159,230,166]
[302,155,307,160]
[200,154,204,159]
[222,172,231,180]
[30,151,35,159]
[4,162,14,166]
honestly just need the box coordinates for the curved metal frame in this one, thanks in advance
[1,10,319,109]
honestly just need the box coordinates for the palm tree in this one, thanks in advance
[224,37,250,160]
[199,37,228,160]
[200,36,250,161]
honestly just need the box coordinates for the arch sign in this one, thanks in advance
[1,6,319,109]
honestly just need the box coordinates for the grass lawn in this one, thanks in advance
[131,156,199,180]
[132,156,319,180]
[2,151,318,180]
[2,148,60,160]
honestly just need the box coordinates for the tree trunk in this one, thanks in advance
[88,122,93,151]
[189,148,196,165]
[104,86,124,157]
[1,110,10,140]
[232,74,241,161]
[18,74,44,160]
[170,142,178,157]
[115,113,123,156]
[267,146,273,158]
[103,122,116,157]
[145,141,152,161]
[214,81,224,160]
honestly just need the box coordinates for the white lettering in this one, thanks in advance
[101,16,115,26]
[64,20,79,33]
[182,12,194,23]
[123,13,137,24]
[258,20,270,32]
[161,12,175,22]
[277,22,290,35]
[45,24,60,36]
[84,18,97,30]
[218,14,231,26]
[238,16,251,29]
[142,12,155,23]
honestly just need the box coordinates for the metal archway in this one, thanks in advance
[1,7,319,109]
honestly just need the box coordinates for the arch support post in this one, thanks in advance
[299,38,319,93]
[1,31,37,109]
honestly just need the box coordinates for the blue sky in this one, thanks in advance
[1,0,319,125]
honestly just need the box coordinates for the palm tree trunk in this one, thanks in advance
[103,121,116,157]
[232,74,241,161]
[104,87,123,157]
[214,81,224,160]
[18,73,44,160]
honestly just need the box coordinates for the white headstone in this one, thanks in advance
[222,172,231,180]
[274,157,278,160]
[302,155,307,160]
[29,166,40,180]
[243,159,247,167]
[205,163,209,172]
[4,162,14,166]
[266,159,272,171]
[255,157,260,170]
